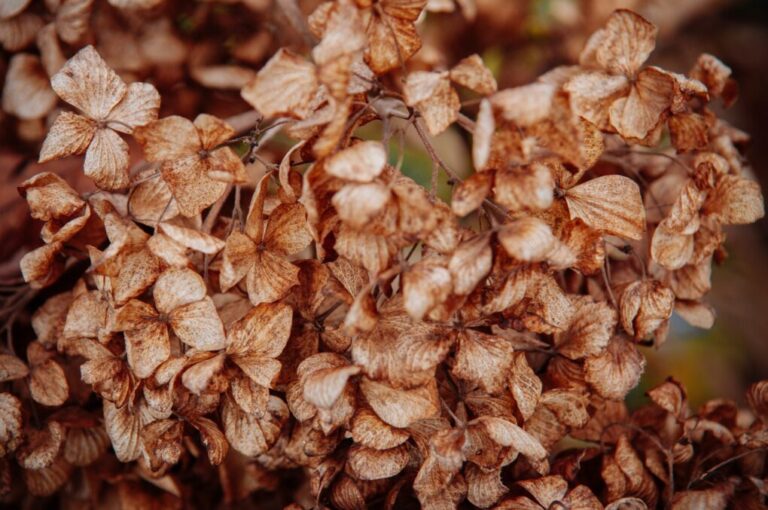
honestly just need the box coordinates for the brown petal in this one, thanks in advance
[303,365,361,409]
[448,235,492,295]
[161,156,228,217]
[2,53,57,120]
[493,163,554,213]
[220,232,257,292]
[0,393,22,456]
[499,217,573,268]
[169,297,226,351]
[517,475,568,508]
[619,280,675,339]
[226,302,293,357]
[555,297,616,360]
[365,11,422,75]
[509,353,542,421]
[492,82,556,126]
[29,359,68,406]
[452,329,514,394]
[84,127,130,190]
[20,242,64,289]
[233,355,282,388]
[188,416,229,465]
[350,408,410,450]
[128,173,179,226]
[241,48,318,119]
[325,141,387,182]
[669,112,710,152]
[0,354,28,382]
[153,267,207,314]
[106,82,160,134]
[592,9,657,76]
[466,465,508,508]
[0,12,43,52]
[674,300,715,330]
[50,45,127,120]
[124,319,170,380]
[565,175,645,240]
[704,175,764,225]
[158,222,225,255]
[246,250,300,306]
[134,115,200,161]
[18,172,84,222]
[473,416,547,461]
[449,54,497,95]
[181,352,225,395]
[405,71,459,135]
[38,111,96,163]
[114,248,163,305]
[103,401,141,462]
[403,258,453,321]
[230,374,269,415]
[264,203,313,255]
[609,67,674,141]
[564,71,628,130]
[222,396,287,457]
[346,444,409,481]
[360,378,439,428]
[585,337,645,400]
[452,172,492,217]
[333,182,391,228]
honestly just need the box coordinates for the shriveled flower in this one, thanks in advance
[38,45,160,190]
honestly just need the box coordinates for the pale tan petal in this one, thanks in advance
[493,163,554,213]
[405,72,459,135]
[473,416,547,460]
[452,172,492,217]
[0,355,28,382]
[452,329,514,394]
[333,182,391,229]
[594,9,657,77]
[133,115,201,161]
[241,48,318,119]
[103,400,141,462]
[555,297,616,360]
[169,297,226,351]
[650,226,693,271]
[2,54,57,120]
[113,248,163,305]
[161,156,228,217]
[0,393,22,456]
[360,378,439,429]
[584,337,645,400]
[20,242,64,289]
[38,111,96,163]
[704,175,764,225]
[365,13,422,75]
[564,71,628,130]
[188,416,228,465]
[466,465,508,508]
[153,268,208,314]
[565,175,645,240]
[106,82,160,134]
[233,354,282,388]
[449,54,497,95]
[350,408,410,450]
[303,365,361,409]
[128,173,179,226]
[246,250,300,306]
[491,82,556,126]
[220,232,257,292]
[50,45,126,120]
[325,140,387,182]
[509,353,541,420]
[124,320,170,379]
[346,444,409,481]
[181,352,225,395]
[619,280,675,339]
[264,203,313,255]
[158,222,225,255]
[54,0,93,45]
[230,375,269,415]
[29,360,68,406]
[194,113,236,149]
[19,172,85,221]
[84,128,130,190]
[473,98,494,171]
[609,67,674,141]
[222,396,287,456]
[448,235,492,295]
[226,302,293,358]
[191,64,257,91]
[403,258,453,321]
[674,300,715,330]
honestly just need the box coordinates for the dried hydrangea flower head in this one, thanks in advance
[0,3,765,509]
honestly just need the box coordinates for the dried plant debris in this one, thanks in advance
[0,2,765,508]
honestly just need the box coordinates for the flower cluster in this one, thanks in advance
[0,1,766,508]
